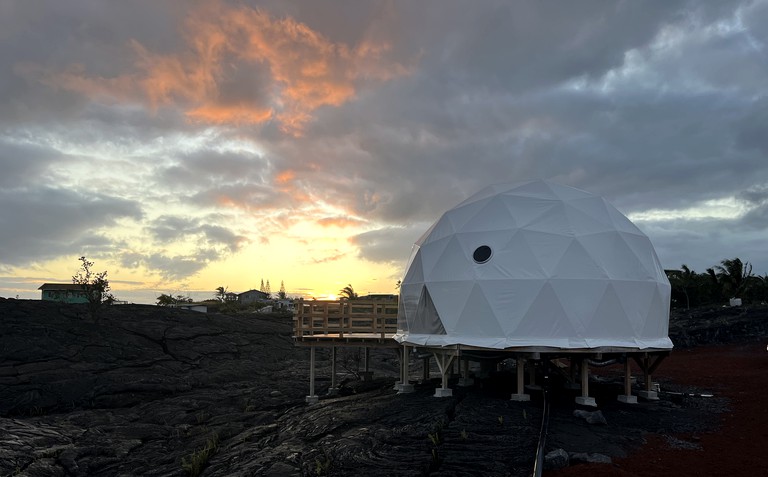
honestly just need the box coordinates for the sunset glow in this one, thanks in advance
[2,1,768,304]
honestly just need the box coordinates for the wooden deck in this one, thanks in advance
[293,299,399,346]
[292,299,670,405]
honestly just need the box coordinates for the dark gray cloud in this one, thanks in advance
[125,252,209,281]
[116,214,249,279]
[351,226,426,265]
[157,148,270,191]
[0,187,142,265]
[3,0,768,292]
[147,215,247,253]
[0,139,63,187]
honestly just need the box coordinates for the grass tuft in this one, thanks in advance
[181,433,219,477]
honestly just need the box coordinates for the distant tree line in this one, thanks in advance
[667,257,768,309]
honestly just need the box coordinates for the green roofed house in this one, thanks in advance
[38,283,89,304]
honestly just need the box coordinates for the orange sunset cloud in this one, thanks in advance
[316,216,368,228]
[30,2,412,135]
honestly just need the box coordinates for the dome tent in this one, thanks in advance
[395,180,672,351]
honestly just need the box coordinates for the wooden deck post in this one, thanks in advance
[458,357,474,387]
[399,345,414,393]
[360,346,373,382]
[306,346,319,404]
[510,357,530,401]
[618,357,637,404]
[575,358,596,407]
[327,346,339,396]
[635,354,665,400]
[422,356,430,382]
[432,351,455,397]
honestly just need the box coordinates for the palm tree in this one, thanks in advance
[339,284,358,300]
[215,286,228,302]
[715,258,753,298]
[669,264,697,310]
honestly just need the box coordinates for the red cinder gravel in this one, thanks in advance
[547,341,768,476]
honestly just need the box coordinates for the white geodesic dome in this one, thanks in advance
[395,180,672,350]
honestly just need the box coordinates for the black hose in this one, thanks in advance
[532,387,550,477]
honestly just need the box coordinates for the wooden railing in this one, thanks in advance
[293,299,399,339]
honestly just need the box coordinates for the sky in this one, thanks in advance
[1,0,767,304]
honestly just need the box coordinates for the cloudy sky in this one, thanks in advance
[1,0,767,303]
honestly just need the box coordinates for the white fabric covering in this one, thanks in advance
[395,181,672,350]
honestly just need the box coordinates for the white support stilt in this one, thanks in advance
[306,346,319,404]
[636,355,661,400]
[510,357,530,401]
[360,347,373,382]
[617,358,637,404]
[458,357,474,387]
[393,347,403,390]
[327,346,339,396]
[399,345,414,393]
[575,358,596,407]
[432,351,455,397]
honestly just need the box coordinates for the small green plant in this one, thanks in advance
[314,453,332,475]
[427,432,441,446]
[497,415,504,426]
[195,411,210,424]
[460,429,468,440]
[243,399,256,413]
[181,433,219,477]
[429,448,441,472]
[522,409,528,420]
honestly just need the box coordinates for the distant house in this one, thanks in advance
[173,304,208,313]
[238,289,270,304]
[275,299,296,312]
[224,292,238,302]
[359,294,398,302]
[38,283,89,304]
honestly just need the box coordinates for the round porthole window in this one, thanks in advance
[472,245,492,264]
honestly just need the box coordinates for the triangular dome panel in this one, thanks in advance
[399,283,423,329]
[402,247,425,284]
[453,283,506,337]
[426,280,475,331]
[550,278,607,334]
[459,196,518,232]
[552,239,608,279]
[567,197,615,229]
[517,281,579,338]
[418,235,453,278]
[493,230,547,279]
[587,283,634,338]
[427,235,474,281]
[423,213,458,243]
[563,202,616,235]
[606,206,646,236]
[578,231,651,280]
[620,233,666,279]
[611,280,658,334]
[501,195,559,228]
[478,279,547,335]
[520,230,573,276]
[445,196,493,233]
[640,284,670,339]
[411,286,447,335]
[525,202,574,236]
